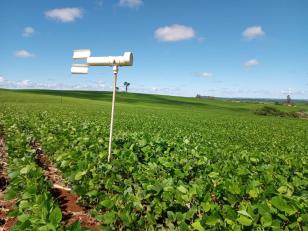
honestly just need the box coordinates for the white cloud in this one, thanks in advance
[119,0,143,8]
[45,8,83,23]
[0,78,110,90]
[22,26,34,37]
[242,26,265,40]
[207,88,308,98]
[0,77,32,88]
[281,88,293,95]
[0,78,184,96]
[244,59,259,67]
[194,72,213,78]
[15,50,34,58]
[17,80,32,87]
[130,85,181,96]
[155,24,195,42]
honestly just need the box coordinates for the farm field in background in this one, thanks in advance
[0,89,307,230]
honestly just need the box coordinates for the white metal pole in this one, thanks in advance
[108,65,118,162]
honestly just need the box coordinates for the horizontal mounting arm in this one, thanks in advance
[87,52,133,67]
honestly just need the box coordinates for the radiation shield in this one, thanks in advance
[71,64,88,74]
[73,49,91,59]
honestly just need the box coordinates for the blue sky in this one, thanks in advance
[0,0,307,99]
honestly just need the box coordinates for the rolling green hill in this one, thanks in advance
[1,89,307,114]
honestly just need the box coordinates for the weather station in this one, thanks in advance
[71,49,134,162]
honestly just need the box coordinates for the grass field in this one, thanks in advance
[0,89,307,230]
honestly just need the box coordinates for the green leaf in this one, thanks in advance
[4,189,16,200]
[237,215,252,226]
[271,196,297,215]
[66,220,82,231]
[237,210,252,218]
[20,165,31,174]
[19,200,30,209]
[138,139,147,147]
[205,215,221,226]
[186,207,197,219]
[74,171,87,180]
[192,221,205,231]
[49,206,62,226]
[227,183,241,194]
[208,172,219,178]
[248,189,259,198]
[103,211,116,224]
[8,171,19,179]
[86,190,98,197]
[18,214,30,223]
[301,213,308,223]
[100,199,114,209]
[261,212,272,227]
[38,224,56,231]
[201,202,211,212]
[278,186,288,194]
[163,186,173,192]
[177,185,188,194]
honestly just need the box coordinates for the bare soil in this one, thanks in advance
[0,130,17,231]
[31,142,101,231]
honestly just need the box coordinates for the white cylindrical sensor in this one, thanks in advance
[87,52,133,66]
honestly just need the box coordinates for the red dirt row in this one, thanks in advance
[31,142,101,231]
[0,130,101,230]
[0,131,16,231]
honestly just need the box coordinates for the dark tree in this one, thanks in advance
[287,95,291,105]
[124,82,130,93]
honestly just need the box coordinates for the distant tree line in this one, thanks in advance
[196,94,215,99]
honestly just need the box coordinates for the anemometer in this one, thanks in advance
[71,49,134,162]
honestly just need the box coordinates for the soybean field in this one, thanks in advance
[0,89,307,231]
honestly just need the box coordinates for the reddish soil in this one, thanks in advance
[0,130,17,231]
[31,142,101,231]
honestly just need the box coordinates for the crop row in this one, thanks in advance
[1,122,63,230]
[0,119,91,230]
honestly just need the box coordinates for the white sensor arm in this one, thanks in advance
[87,52,133,66]
[71,51,133,74]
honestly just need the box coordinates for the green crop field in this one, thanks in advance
[0,89,307,230]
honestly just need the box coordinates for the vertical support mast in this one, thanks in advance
[108,65,118,162]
